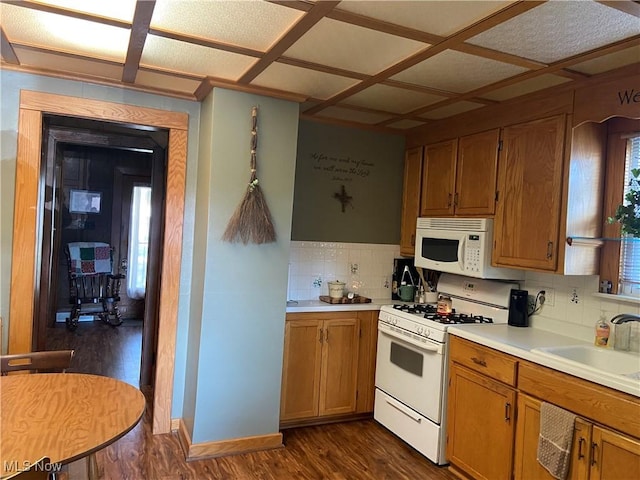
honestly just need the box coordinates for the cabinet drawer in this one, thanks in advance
[449,336,517,386]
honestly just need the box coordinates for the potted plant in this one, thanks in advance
[609,168,640,237]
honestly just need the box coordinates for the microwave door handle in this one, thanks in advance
[457,235,466,271]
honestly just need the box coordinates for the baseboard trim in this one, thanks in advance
[174,417,283,461]
[170,418,181,432]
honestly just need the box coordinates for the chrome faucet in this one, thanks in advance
[611,314,640,351]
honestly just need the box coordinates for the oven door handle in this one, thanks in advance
[378,326,443,353]
[386,398,422,424]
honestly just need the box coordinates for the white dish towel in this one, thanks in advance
[537,402,576,480]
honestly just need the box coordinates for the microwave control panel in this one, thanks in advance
[464,234,482,273]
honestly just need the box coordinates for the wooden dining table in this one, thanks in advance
[1,373,145,479]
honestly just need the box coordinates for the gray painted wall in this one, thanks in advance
[291,120,405,244]
[0,70,200,419]
[188,88,298,442]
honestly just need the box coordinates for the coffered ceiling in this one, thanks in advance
[1,0,639,133]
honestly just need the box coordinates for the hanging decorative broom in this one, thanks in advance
[222,106,276,244]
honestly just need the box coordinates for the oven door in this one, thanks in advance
[414,227,467,275]
[375,323,445,423]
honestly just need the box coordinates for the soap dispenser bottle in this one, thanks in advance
[594,312,610,347]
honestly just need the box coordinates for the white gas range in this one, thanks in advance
[374,273,519,465]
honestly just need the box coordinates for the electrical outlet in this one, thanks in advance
[540,287,554,307]
[569,287,581,304]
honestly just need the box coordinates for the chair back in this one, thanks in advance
[0,350,75,375]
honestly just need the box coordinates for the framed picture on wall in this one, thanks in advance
[69,189,101,214]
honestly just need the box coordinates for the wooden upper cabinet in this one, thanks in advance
[494,115,566,271]
[421,139,457,216]
[456,129,500,215]
[420,130,499,218]
[400,147,423,256]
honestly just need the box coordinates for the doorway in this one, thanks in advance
[35,118,167,389]
[8,90,188,434]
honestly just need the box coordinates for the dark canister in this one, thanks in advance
[508,289,529,327]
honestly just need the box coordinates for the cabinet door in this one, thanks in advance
[280,319,323,421]
[494,115,565,270]
[421,139,457,216]
[319,318,359,417]
[455,129,499,216]
[447,364,516,480]
[514,394,592,480]
[590,425,640,480]
[400,147,423,256]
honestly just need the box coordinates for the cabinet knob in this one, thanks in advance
[448,193,452,207]
[454,192,459,206]
[504,402,511,421]
[319,328,324,343]
[591,442,598,466]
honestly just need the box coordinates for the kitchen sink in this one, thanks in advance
[532,344,640,378]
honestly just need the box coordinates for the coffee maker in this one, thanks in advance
[508,289,529,327]
[392,258,419,301]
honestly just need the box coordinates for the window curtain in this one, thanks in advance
[619,136,640,295]
[127,186,151,299]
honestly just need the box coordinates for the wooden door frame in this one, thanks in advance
[8,90,188,434]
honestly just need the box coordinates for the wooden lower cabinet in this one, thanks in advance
[447,337,640,480]
[280,311,377,426]
[514,393,640,480]
[447,363,516,480]
[591,425,640,480]
[514,393,592,480]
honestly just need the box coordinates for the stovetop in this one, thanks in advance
[390,303,494,324]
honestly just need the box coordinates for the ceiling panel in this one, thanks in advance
[135,70,201,95]
[150,0,304,52]
[385,119,430,130]
[570,47,640,76]
[392,49,528,93]
[0,3,130,62]
[30,0,137,22]
[13,46,123,80]
[253,62,359,100]
[316,106,395,125]
[419,101,484,120]
[482,74,572,101]
[140,34,257,79]
[335,0,515,37]
[283,17,428,75]
[343,84,447,114]
[468,1,640,64]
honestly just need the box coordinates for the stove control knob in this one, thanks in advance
[417,326,423,335]
[424,329,430,338]
[391,317,397,326]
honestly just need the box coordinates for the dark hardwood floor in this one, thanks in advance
[46,321,456,480]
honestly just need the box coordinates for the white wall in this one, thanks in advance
[187,88,299,444]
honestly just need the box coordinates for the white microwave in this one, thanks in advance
[414,217,524,280]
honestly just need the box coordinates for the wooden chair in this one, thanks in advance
[0,350,75,375]
[3,456,52,480]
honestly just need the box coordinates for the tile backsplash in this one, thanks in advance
[524,271,640,352]
[288,244,640,351]
[288,241,400,301]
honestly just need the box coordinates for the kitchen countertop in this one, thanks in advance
[448,324,640,398]
[286,298,393,313]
